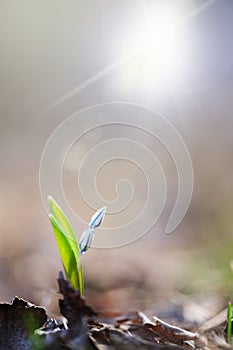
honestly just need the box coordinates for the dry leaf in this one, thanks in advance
[57,271,97,328]
[0,297,47,350]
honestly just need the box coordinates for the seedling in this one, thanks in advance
[226,301,232,344]
[48,195,106,296]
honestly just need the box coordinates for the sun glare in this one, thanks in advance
[117,3,188,92]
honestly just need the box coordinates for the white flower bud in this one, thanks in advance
[79,228,95,255]
[89,206,106,229]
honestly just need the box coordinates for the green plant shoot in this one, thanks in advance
[48,196,106,297]
[48,196,83,295]
[227,301,232,344]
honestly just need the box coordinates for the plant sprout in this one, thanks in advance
[48,196,106,296]
[226,301,232,344]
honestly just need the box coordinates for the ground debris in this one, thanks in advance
[0,273,230,350]
[57,270,97,328]
[46,274,233,349]
[90,326,187,350]
[0,297,47,350]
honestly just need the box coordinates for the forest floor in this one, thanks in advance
[0,272,231,350]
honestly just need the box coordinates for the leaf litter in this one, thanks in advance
[0,271,232,350]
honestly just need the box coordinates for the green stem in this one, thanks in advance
[227,302,232,344]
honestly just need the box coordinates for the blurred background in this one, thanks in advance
[1,0,233,322]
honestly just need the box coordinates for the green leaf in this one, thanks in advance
[49,213,80,291]
[79,264,84,297]
[227,301,232,344]
[48,196,84,295]
[48,195,80,264]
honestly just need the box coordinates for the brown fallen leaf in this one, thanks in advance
[57,271,97,328]
[96,310,147,328]
[0,297,47,350]
[149,316,198,344]
[129,315,203,348]
[90,326,187,350]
